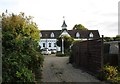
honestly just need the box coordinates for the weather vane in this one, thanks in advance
[63,16,65,20]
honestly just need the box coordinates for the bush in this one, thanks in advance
[97,65,120,83]
[2,12,44,82]
[103,65,118,80]
[56,35,74,52]
[56,52,67,57]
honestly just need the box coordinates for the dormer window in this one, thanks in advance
[89,32,94,38]
[76,32,80,38]
[50,32,54,38]
[40,33,42,37]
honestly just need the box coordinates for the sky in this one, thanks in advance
[0,0,119,37]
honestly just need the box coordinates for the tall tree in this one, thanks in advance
[103,37,113,42]
[113,35,120,41]
[73,24,88,30]
[56,35,74,53]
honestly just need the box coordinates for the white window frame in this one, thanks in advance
[40,33,42,37]
[76,32,80,38]
[50,32,55,38]
[49,43,51,47]
[89,32,94,38]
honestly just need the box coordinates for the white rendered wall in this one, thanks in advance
[39,39,61,51]
[39,38,88,51]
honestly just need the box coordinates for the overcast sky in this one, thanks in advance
[0,0,119,37]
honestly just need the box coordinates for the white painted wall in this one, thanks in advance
[39,38,88,51]
[39,39,61,51]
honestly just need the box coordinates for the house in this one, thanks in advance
[39,19,100,52]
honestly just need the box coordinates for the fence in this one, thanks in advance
[70,38,102,73]
[104,41,120,66]
[70,38,120,74]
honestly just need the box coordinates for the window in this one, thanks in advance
[40,33,42,37]
[43,43,45,47]
[89,32,94,38]
[50,32,54,38]
[49,43,51,47]
[54,43,56,47]
[76,32,80,38]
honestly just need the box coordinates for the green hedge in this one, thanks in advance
[56,52,70,57]
[2,12,44,82]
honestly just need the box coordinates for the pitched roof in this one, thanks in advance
[40,30,100,39]
[40,30,61,39]
[68,30,100,39]
[61,20,67,27]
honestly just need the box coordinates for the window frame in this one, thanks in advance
[50,32,55,38]
[49,43,51,47]
[54,43,56,47]
[89,32,94,38]
[43,43,45,47]
[76,32,80,38]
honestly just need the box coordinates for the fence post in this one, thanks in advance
[101,35,104,68]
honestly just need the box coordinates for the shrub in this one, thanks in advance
[97,65,120,83]
[103,65,118,80]
[2,12,44,82]
[56,35,74,52]
[56,52,67,57]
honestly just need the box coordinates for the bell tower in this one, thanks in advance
[61,16,67,30]
[60,16,71,37]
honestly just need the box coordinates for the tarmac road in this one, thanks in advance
[41,54,100,83]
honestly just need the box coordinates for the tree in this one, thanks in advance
[103,37,113,42]
[56,35,74,53]
[73,24,88,30]
[113,35,120,41]
[2,12,43,82]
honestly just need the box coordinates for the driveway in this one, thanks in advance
[41,54,100,82]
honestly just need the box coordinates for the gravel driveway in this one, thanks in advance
[41,54,100,82]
